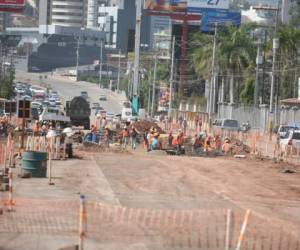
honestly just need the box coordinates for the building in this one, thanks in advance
[281,0,297,24]
[39,0,86,27]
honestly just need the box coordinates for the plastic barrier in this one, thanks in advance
[0,196,298,249]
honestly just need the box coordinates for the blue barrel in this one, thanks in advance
[22,151,47,178]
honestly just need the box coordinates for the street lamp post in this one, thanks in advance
[76,38,80,81]
[254,38,263,107]
[75,28,85,82]
[99,40,103,88]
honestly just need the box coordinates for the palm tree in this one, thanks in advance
[219,25,256,103]
[276,25,300,99]
[189,24,256,105]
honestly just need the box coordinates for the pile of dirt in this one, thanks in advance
[129,120,163,133]
[231,139,251,155]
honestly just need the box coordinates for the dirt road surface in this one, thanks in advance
[0,150,300,249]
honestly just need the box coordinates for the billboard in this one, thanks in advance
[201,9,241,32]
[158,88,170,112]
[188,0,229,12]
[144,0,187,12]
[0,0,25,12]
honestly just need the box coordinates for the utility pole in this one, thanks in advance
[168,36,175,119]
[76,37,80,81]
[132,0,142,115]
[151,54,157,118]
[270,36,279,113]
[99,40,103,88]
[117,49,121,92]
[209,23,218,123]
[254,39,262,107]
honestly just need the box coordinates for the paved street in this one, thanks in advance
[14,56,126,123]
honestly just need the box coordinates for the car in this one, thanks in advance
[20,95,32,101]
[99,95,107,101]
[95,106,104,111]
[122,101,131,108]
[92,103,100,109]
[81,91,89,100]
[95,109,106,118]
[14,87,25,94]
[106,112,114,120]
[280,130,300,151]
[55,99,62,105]
[277,124,299,138]
[48,98,56,107]
[212,119,240,131]
[113,115,121,123]
[31,101,42,108]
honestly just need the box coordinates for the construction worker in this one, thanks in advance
[104,126,110,147]
[33,121,40,136]
[91,124,98,143]
[214,135,222,151]
[122,126,129,149]
[176,129,184,155]
[204,136,213,152]
[222,138,232,154]
[168,131,174,147]
[130,126,138,150]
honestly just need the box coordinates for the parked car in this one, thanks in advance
[212,119,240,131]
[99,95,107,101]
[277,124,299,138]
[280,130,300,151]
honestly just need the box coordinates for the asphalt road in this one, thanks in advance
[15,69,126,125]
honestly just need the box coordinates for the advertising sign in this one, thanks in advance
[158,88,170,112]
[201,9,241,32]
[188,0,229,12]
[144,0,187,12]
[0,0,25,12]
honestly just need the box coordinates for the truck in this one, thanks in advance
[121,108,133,121]
[66,96,91,129]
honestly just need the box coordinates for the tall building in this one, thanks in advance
[39,0,87,27]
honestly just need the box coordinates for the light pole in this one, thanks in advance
[168,36,175,119]
[254,38,263,107]
[151,54,157,118]
[270,38,279,113]
[117,48,121,92]
[76,28,85,82]
[132,0,142,115]
[99,40,103,88]
[76,38,80,81]
[208,23,218,124]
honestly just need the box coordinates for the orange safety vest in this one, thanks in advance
[122,130,129,137]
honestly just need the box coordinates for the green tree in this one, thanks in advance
[240,78,254,104]
[0,70,15,99]
[189,24,256,104]
[219,25,256,103]
[276,25,300,99]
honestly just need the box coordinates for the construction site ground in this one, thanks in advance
[1,148,300,250]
